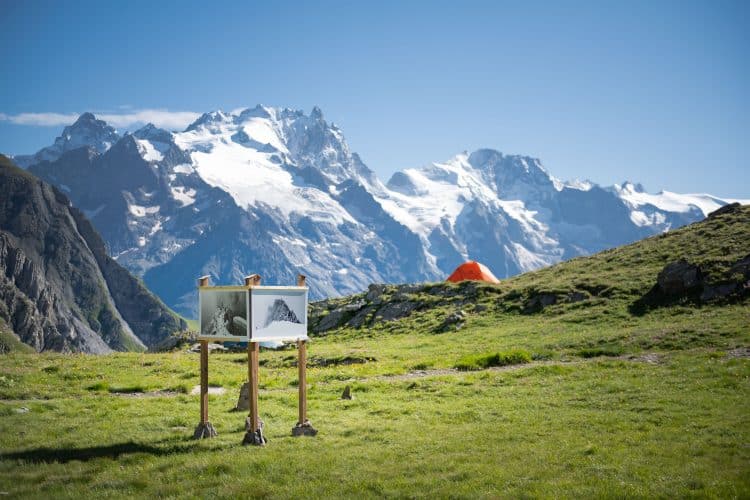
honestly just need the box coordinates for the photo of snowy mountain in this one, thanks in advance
[199,289,249,339]
[250,288,307,341]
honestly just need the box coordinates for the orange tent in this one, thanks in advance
[446,261,500,284]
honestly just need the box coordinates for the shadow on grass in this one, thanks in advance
[0,436,218,464]
[629,285,702,316]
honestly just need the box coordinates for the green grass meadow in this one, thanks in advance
[0,303,748,498]
[0,207,748,497]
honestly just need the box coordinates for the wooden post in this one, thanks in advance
[193,276,217,439]
[249,341,260,426]
[292,274,317,436]
[297,338,307,424]
[200,340,209,424]
[243,274,266,445]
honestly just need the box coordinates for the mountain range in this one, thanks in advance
[10,107,746,318]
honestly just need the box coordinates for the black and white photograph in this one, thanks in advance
[199,288,249,340]
[250,288,307,342]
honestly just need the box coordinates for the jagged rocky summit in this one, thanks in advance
[12,106,747,318]
[264,299,301,327]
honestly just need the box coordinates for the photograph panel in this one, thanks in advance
[250,288,307,341]
[199,289,249,340]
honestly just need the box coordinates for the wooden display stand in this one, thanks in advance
[193,273,316,445]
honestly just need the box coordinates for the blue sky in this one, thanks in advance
[1,0,747,197]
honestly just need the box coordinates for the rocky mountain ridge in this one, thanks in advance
[0,155,185,353]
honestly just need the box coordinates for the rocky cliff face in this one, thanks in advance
[0,155,185,352]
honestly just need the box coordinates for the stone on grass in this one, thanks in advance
[235,382,250,411]
[341,385,352,400]
[193,422,217,439]
[436,310,466,333]
[242,418,266,446]
[291,420,318,437]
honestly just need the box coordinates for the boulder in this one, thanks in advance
[524,293,557,313]
[373,301,420,322]
[657,259,703,295]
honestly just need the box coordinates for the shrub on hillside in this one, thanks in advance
[455,349,532,371]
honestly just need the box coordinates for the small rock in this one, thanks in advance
[291,420,318,437]
[193,422,218,440]
[726,347,750,359]
[15,407,29,414]
[242,418,266,446]
[341,385,352,400]
[436,310,466,333]
[235,382,250,411]
[341,300,366,312]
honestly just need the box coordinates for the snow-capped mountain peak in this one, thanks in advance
[54,112,119,155]
[12,112,120,168]
[17,106,747,319]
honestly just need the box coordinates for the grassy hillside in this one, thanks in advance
[0,206,748,497]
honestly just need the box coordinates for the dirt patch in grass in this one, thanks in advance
[189,386,226,396]
[111,390,182,398]
[626,353,663,364]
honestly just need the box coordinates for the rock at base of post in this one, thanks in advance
[193,422,217,439]
[242,417,267,446]
[292,420,318,437]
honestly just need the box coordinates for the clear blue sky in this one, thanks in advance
[1,0,747,197]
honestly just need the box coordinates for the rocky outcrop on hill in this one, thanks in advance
[0,155,185,352]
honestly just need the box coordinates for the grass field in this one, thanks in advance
[0,207,748,497]
[0,303,748,498]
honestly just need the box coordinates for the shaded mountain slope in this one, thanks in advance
[0,155,185,352]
